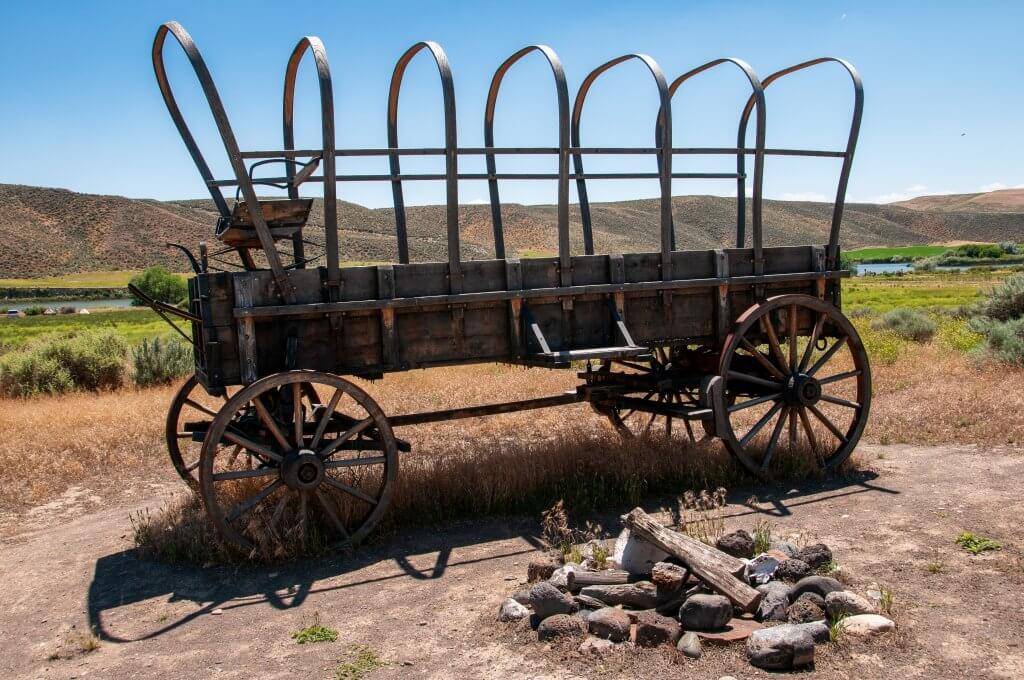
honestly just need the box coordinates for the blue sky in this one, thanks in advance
[1,1,1022,207]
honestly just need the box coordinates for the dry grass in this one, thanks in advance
[4,340,1024,542]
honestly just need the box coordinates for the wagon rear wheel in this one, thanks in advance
[199,370,398,555]
[714,295,871,477]
[593,347,712,444]
[165,374,237,489]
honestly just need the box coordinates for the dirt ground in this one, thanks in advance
[2,443,1023,680]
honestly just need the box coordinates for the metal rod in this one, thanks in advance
[389,392,582,426]
[210,171,742,187]
[238,146,846,158]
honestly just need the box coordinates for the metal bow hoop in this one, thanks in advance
[663,58,766,271]
[283,36,339,293]
[484,46,571,274]
[387,41,462,291]
[737,57,864,263]
[152,21,296,302]
[572,54,674,280]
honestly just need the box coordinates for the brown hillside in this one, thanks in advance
[894,188,1024,213]
[2,183,1024,277]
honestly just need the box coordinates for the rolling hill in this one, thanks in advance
[2,183,1024,278]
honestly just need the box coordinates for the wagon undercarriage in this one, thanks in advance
[149,21,869,552]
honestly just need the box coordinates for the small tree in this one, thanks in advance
[129,266,188,307]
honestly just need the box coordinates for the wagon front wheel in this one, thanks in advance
[714,295,871,477]
[199,370,398,555]
[165,374,237,489]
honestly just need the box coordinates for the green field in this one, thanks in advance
[843,245,953,262]
[0,271,147,289]
[0,308,188,350]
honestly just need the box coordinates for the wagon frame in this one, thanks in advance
[149,21,870,552]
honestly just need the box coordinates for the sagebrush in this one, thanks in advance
[0,329,127,397]
[131,334,192,386]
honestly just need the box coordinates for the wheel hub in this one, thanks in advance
[281,449,324,491]
[787,373,821,406]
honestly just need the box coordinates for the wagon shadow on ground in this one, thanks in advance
[85,469,896,644]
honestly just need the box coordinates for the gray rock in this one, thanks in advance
[770,540,800,558]
[548,564,576,591]
[746,625,815,670]
[838,614,895,637]
[825,591,875,619]
[579,581,658,609]
[716,529,755,559]
[635,610,681,647]
[537,613,587,641]
[574,594,607,610]
[498,597,529,622]
[788,575,844,602]
[651,562,688,592]
[756,582,790,622]
[679,593,732,631]
[793,620,830,644]
[794,591,826,610]
[530,581,577,620]
[511,590,532,605]
[776,558,812,581]
[787,596,825,624]
[795,543,833,570]
[527,553,562,582]
[587,607,631,642]
[677,631,702,658]
[578,635,615,655]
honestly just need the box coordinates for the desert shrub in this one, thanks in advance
[129,266,188,307]
[974,274,1024,322]
[131,334,192,386]
[22,305,45,316]
[59,306,77,315]
[870,307,937,342]
[970,317,1024,365]
[999,242,1019,255]
[0,329,127,397]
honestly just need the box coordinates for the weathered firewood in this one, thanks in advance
[566,569,638,591]
[623,508,762,613]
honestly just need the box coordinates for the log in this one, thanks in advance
[624,508,762,613]
[566,569,638,591]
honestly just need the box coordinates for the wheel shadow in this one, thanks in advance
[86,517,544,643]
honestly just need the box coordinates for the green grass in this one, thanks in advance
[0,271,146,289]
[844,271,997,313]
[335,645,388,679]
[844,245,952,262]
[955,531,1002,555]
[0,308,187,351]
[292,615,339,644]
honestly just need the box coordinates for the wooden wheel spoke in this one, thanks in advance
[798,407,820,455]
[270,493,289,531]
[183,398,218,418]
[819,394,861,409]
[818,369,862,385]
[292,383,304,448]
[740,401,784,449]
[315,490,351,540]
[222,429,283,463]
[298,491,308,549]
[323,476,378,506]
[213,466,277,481]
[185,459,201,472]
[798,312,826,373]
[225,479,283,522]
[318,417,374,459]
[311,389,344,450]
[760,406,789,473]
[226,444,243,467]
[739,339,786,380]
[252,396,290,450]
[807,404,848,444]
[324,456,387,469]
[759,316,789,372]
[728,392,783,413]
[727,370,781,390]
[807,336,848,376]
[175,431,192,439]
[787,304,798,372]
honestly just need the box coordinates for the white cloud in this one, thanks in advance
[978,181,1024,193]
[780,191,828,202]
[867,184,954,203]
[840,13,847,20]
[465,197,488,205]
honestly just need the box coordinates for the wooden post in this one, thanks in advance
[566,569,639,591]
[623,508,761,613]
